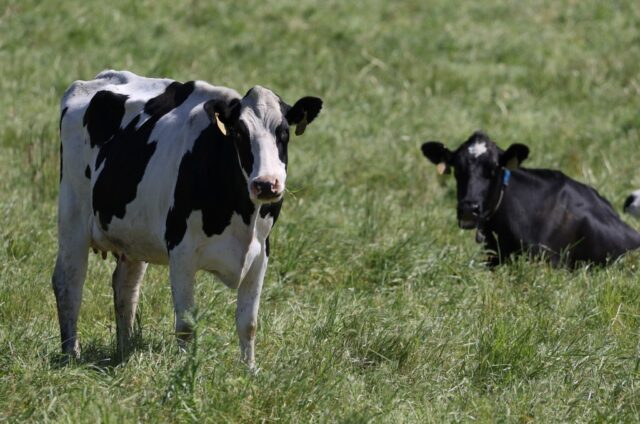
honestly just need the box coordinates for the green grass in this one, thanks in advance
[2,0,640,421]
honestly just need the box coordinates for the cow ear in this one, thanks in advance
[500,143,529,170]
[204,98,240,135]
[285,96,323,136]
[421,141,452,175]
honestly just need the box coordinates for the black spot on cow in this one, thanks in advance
[275,122,289,170]
[91,114,157,230]
[165,120,258,250]
[144,81,196,117]
[85,165,91,179]
[59,107,68,182]
[260,202,283,258]
[260,202,282,221]
[90,81,195,230]
[83,91,128,148]
[60,107,68,133]
[234,121,254,176]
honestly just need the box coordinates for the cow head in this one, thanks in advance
[421,131,529,229]
[205,86,322,203]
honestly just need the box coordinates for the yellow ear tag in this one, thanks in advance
[436,162,448,175]
[295,111,308,136]
[505,157,519,170]
[214,113,227,136]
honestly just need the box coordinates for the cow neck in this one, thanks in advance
[476,167,511,243]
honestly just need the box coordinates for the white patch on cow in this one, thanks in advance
[239,86,287,197]
[468,142,487,158]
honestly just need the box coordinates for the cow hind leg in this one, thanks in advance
[52,240,89,360]
[112,257,147,359]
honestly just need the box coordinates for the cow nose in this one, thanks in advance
[253,180,274,195]
[251,177,282,200]
[460,201,481,216]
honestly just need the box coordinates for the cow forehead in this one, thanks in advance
[468,142,487,158]
[457,138,499,165]
[239,86,285,133]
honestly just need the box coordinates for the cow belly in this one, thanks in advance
[90,217,169,264]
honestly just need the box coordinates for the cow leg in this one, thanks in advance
[236,251,267,370]
[112,257,147,358]
[52,215,89,360]
[169,258,197,348]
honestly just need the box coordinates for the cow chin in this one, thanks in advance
[458,219,478,230]
[250,192,283,205]
[457,211,479,229]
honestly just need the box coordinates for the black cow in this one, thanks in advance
[421,131,640,267]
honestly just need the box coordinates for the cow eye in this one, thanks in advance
[483,164,495,178]
[278,127,289,143]
[236,122,250,140]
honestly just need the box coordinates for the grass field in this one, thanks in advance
[2,0,640,421]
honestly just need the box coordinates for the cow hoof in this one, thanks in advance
[56,347,80,366]
[62,341,81,361]
[245,361,259,375]
[175,339,189,354]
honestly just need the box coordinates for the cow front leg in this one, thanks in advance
[112,257,147,359]
[236,252,267,370]
[169,258,197,349]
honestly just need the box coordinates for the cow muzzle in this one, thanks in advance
[457,201,481,229]
[624,193,640,218]
[250,176,283,203]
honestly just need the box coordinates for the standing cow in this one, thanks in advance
[421,131,640,267]
[53,70,322,367]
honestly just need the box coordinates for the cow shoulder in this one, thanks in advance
[165,110,255,251]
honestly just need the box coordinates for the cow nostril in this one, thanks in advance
[460,201,481,216]
[253,180,278,197]
[253,181,268,193]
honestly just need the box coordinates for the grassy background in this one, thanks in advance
[2,0,640,421]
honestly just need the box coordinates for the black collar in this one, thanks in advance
[476,167,511,243]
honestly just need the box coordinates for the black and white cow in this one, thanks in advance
[623,190,640,217]
[421,131,640,267]
[53,70,322,367]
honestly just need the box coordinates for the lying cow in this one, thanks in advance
[624,190,640,217]
[53,70,322,367]
[421,131,640,267]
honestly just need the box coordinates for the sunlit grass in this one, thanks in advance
[2,0,640,421]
